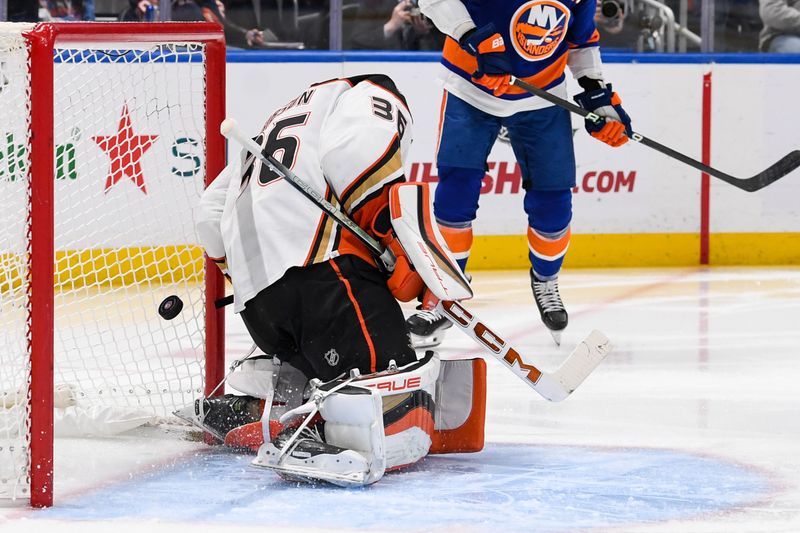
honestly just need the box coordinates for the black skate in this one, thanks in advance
[174,394,262,441]
[406,308,453,349]
[530,269,568,346]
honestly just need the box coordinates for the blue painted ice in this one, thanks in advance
[39,443,769,532]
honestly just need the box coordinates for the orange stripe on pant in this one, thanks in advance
[439,224,473,261]
[435,91,447,157]
[527,226,571,261]
[329,259,377,373]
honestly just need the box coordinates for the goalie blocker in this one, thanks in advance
[187,351,486,486]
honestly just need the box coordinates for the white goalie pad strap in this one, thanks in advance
[435,359,478,430]
[318,386,387,484]
[389,183,472,302]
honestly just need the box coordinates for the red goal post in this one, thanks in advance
[0,22,226,508]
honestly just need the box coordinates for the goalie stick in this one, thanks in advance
[220,118,611,401]
[510,77,800,193]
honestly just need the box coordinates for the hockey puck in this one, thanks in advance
[158,295,183,320]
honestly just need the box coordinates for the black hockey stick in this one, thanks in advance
[219,118,612,402]
[510,77,800,193]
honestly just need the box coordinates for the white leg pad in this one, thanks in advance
[354,352,440,470]
[319,387,386,484]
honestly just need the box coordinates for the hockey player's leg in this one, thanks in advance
[506,106,576,345]
[407,93,500,348]
[526,189,572,345]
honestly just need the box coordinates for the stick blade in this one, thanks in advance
[745,150,800,192]
[536,330,613,402]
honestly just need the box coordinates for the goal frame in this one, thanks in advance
[23,22,227,508]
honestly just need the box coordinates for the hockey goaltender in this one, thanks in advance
[180,73,487,487]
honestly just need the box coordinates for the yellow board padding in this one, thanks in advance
[468,233,800,269]
[54,246,206,289]
[710,233,800,265]
[0,246,205,293]
[2,234,798,292]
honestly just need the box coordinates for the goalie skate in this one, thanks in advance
[253,426,371,487]
[174,394,262,442]
[407,309,453,349]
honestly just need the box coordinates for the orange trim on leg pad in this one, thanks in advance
[527,226,571,261]
[430,358,486,454]
[383,389,437,472]
[224,421,264,453]
[385,405,435,438]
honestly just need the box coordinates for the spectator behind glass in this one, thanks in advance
[594,0,641,51]
[117,0,266,48]
[39,0,84,19]
[759,0,800,51]
[119,0,159,21]
[595,0,627,47]
[346,0,444,50]
[172,0,267,48]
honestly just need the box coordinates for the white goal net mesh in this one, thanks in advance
[0,23,213,500]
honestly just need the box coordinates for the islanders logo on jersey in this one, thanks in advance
[510,0,571,61]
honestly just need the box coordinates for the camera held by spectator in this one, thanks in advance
[596,0,626,34]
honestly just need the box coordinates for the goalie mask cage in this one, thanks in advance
[0,22,226,507]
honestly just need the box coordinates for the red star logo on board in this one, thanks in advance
[93,103,158,194]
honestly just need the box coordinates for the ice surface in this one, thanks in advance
[1,267,798,533]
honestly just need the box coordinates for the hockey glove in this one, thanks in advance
[573,84,633,147]
[460,24,513,96]
[382,232,425,302]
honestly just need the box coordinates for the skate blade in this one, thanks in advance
[410,332,444,349]
[173,404,226,442]
[252,457,368,487]
[549,329,563,347]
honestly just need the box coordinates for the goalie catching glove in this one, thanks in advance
[574,80,633,148]
[367,201,425,303]
[381,231,425,302]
